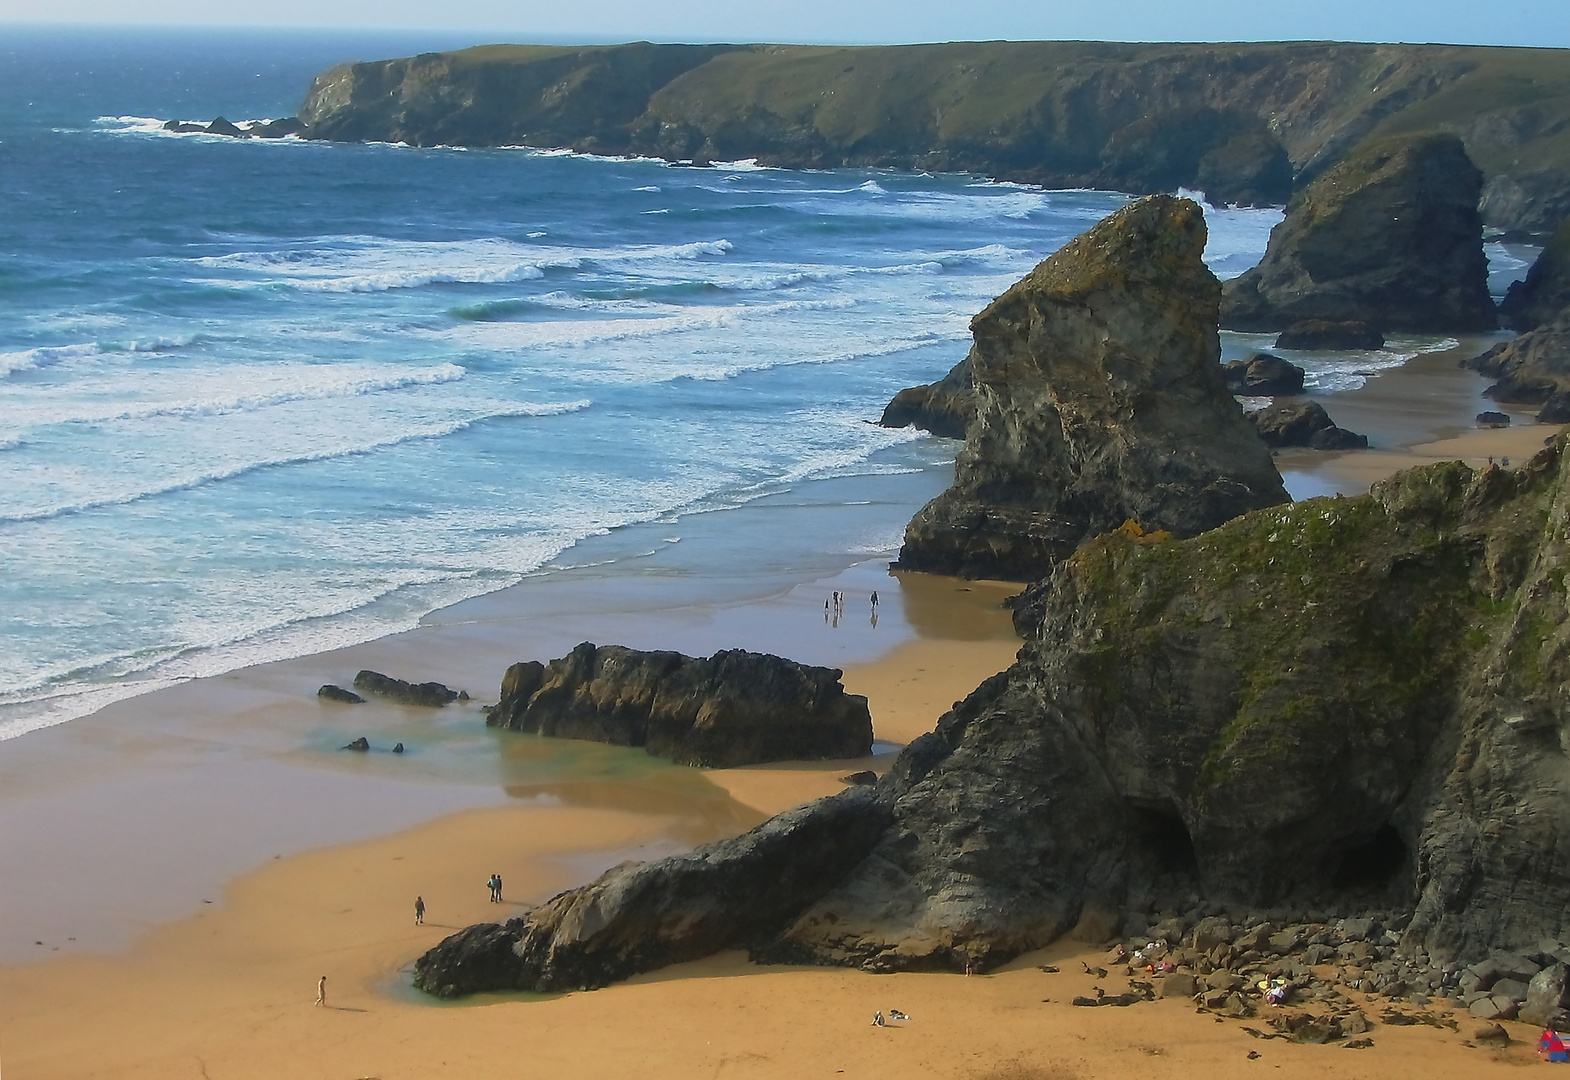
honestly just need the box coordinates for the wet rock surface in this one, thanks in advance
[1247,400,1368,450]
[352,670,460,707]
[316,684,364,704]
[1221,134,1496,333]
[484,642,872,767]
[895,195,1288,581]
[1222,353,1305,396]
[1274,319,1385,351]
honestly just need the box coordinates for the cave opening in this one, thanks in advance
[1131,803,1200,878]
[1332,823,1409,890]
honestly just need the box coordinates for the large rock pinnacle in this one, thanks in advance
[896,194,1289,581]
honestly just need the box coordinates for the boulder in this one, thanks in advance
[1222,353,1305,396]
[1274,320,1385,352]
[245,117,308,139]
[1477,411,1512,429]
[1521,963,1570,1027]
[1247,400,1368,450]
[485,643,872,768]
[878,356,975,439]
[895,195,1288,581]
[421,440,1570,996]
[342,737,370,751]
[1221,134,1496,333]
[1159,972,1198,998]
[1467,311,1570,420]
[316,684,364,704]
[161,120,207,134]
[353,670,459,707]
[1500,220,1570,332]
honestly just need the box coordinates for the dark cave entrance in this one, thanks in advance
[1131,803,1200,878]
[1332,823,1409,890]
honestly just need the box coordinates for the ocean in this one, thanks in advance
[0,28,1527,741]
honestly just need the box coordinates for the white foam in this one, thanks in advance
[0,343,98,378]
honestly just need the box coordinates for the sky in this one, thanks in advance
[3,0,1569,48]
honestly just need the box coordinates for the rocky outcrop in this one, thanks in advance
[163,116,309,138]
[294,41,1570,233]
[878,356,974,439]
[1221,134,1496,333]
[895,195,1288,581]
[1500,220,1570,332]
[1274,320,1385,351]
[485,643,873,768]
[1248,400,1368,450]
[1466,312,1570,422]
[412,786,890,996]
[1222,354,1305,396]
[420,439,1570,995]
[317,684,364,704]
[352,670,459,707]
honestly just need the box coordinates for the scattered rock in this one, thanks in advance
[352,670,459,708]
[317,684,365,704]
[1246,400,1368,449]
[392,742,405,753]
[840,771,878,786]
[342,737,370,751]
[485,643,872,767]
[895,195,1287,580]
[1500,219,1570,331]
[1221,133,1496,333]
[878,356,975,439]
[1466,310,1570,420]
[1521,962,1570,1027]
[1344,1037,1374,1049]
[1470,994,1519,1021]
[1476,411,1512,429]
[1474,1022,1511,1043]
[1223,353,1306,396]
[1273,319,1386,351]
[1159,972,1198,998]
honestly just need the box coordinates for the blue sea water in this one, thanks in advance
[0,28,1520,742]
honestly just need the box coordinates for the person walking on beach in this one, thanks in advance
[494,873,503,903]
[315,975,327,1006]
[870,590,878,609]
[486,874,497,902]
[414,896,425,925]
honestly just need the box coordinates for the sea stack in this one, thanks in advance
[1221,133,1496,333]
[895,194,1288,581]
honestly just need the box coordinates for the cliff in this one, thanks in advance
[298,40,1570,233]
[1500,220,1570,332]
[894,194,1289,581]
[415,439,1570,995]
[1220,134,1496,333]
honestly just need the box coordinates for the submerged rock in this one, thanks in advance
[1222,353,1305,396]
[486,643,872,767]
[1500,220,1570,332]
[204,116,245,137]
[1274,319,1385,352]
[352,670,459,707]
[895,195,1288,580]
[422,438,1570,993]
[878,356,974,439]
[1477,411,1512,429]
[342,737,370,751]
[1221,134,1496,333]
[1248,400,1368,450]
[1467,310,1570,421]
[317,684,365,704]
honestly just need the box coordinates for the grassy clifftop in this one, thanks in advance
[298,40,1570,233]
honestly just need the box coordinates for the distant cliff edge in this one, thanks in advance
[295,40,1570,234]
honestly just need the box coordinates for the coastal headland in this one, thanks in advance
[290,40,1570,234]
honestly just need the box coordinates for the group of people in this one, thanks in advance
[824,590,880,627]
[487,872,504,903]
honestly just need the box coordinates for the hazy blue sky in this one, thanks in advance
[3,0,1569,48]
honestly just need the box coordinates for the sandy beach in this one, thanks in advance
[2,335,1565,1078]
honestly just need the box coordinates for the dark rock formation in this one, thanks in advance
[205,116,245,137]
[485,643,873,768]
[162,120,207,133]
[878,356,974,439]
[1221,134,1496,333]
[895,195,1288,581]
[412,786,891,996]
[1222,353,1305,396]
[1477,411,1512,429]
[1500,220,1570,332]
[342,737,370,751]
[1466,312,1570,421]
[1274,320,1385,351]
[352,670,459,707]
[295,41,1570,234]
[421,438,1570,994]
[317,684,365,704]
[245,117,307,139]
[1248,400,1369,450]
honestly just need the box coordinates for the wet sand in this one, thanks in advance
[0,333,1556,1077]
